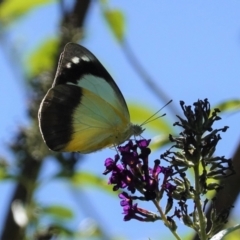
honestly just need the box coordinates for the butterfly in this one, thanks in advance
[38,43,144,153]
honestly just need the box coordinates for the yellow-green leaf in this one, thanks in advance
[214,99,240,114]
[43,205,73,219]
[150,134,172,150]
[104,9,125,42]
[129,103,174,134]
[129,103,174,150]
[27,38,59,77]
[71,172,116,195]
[0,0,54,24]
[210,224,240,240]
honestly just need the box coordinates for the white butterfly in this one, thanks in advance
[38,43,144,153]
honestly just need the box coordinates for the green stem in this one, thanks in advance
[152,200,182,240]
[194,164,208,240]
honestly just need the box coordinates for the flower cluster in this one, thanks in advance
[104,139,176,222]
[103,99,235,239]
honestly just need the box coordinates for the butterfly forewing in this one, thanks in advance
[53,43,130,120]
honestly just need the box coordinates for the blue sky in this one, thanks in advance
[1,1,240,239]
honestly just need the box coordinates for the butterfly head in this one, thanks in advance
[132,124,145,137]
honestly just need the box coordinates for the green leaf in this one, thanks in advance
[0,0,54,24]
[150,134,172,150]
[210,224,240,240]
[43,205,73,220]
[100,0,108,4]
[26,38,59,77]
[214,99,240,114]
[129,103,173,134]
[43,224,74,237]
[129,103,174,149]
[104,9,125,42]
[71,172,116,195]
[0,158,8,180]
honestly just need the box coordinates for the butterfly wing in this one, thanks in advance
[39,43,132,153]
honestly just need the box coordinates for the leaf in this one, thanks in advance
[0,0,54,24]
[129,103,174,149]
[71,172,116,195]
[150,134,172,150]
[104,9,125,42]
[129,103,173,134]
[26,38,59,77]
[214,99,240,114]
[210,224,240,240]
[0,158,8,180]
[44,224,74,237]
[42,205,73,220]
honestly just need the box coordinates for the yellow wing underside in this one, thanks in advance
[63,88,132,153]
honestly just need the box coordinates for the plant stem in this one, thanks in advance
[153,199,182,240]
[194,163,208,240]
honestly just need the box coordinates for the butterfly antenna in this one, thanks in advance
[140,99,172,126]
[144,114,167,123]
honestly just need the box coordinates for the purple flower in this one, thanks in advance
[118,140,134,153]
[103,139,176,221]
[103,154,120,174]
[149,160,164,179]
[136,139,151,148]
[119,192,132,206]
[119,192,150,221]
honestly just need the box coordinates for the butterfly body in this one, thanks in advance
[38,43,144,153]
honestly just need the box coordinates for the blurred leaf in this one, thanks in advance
[34,224,74,238]
[214,99,240,114]
[71,172,115,195]
[78,218,103,238]
[27,38,59,77]
[104,9,125,42]
[100,0,108,4]
[129,102,174,134]
[0,169,6,180]
[150,134,171,150]
[43,205,73,220]
[129,103,174,150]
[0,161,16,180]
[210,224,240,240]
[0,157,8,180]
[0,0,54,24]
[223,223,240,240]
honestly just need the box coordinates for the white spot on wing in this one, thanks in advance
[66,62,71,68]
[66,82,75,85]
[72,56,80,64]
[81,55,90,62]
